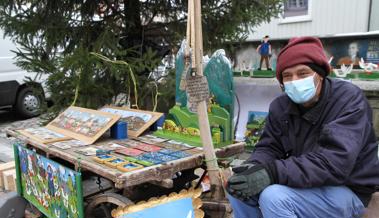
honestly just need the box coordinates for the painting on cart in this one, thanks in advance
[14,145,84,218]
[100,106,163,138]
[112,188,204,218]
[17,127,71,144]
[46,106,120,144]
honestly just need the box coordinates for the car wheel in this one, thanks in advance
[15,87,44,118]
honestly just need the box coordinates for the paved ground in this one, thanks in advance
[0,109,42,163]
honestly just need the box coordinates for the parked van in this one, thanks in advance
[0,29,48,118]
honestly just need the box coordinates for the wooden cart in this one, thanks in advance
[7,129,244,218]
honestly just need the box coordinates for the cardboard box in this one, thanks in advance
[0,161,15,189]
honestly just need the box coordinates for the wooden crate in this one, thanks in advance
[2,169,16,191]
[0,161,15,189]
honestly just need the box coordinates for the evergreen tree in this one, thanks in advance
[0,0,283,113]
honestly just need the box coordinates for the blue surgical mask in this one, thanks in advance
[284,74,319,104]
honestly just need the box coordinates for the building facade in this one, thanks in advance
[235,0,379,71]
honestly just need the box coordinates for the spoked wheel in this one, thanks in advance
[85,193,134,218]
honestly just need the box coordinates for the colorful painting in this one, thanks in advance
[137,134,169,144]
[245,111,268,147]
[18,127,70,144]
[46,106,120,144]
[95,142,125,151]
[157,149,191,159]
[49,140,88,150]
[158,140,194,151]
[142,152,179,163]
[75,147,98,156]
[169,151,191,159]
[117,139,144,147]
[104,158,128,168]
[157,149,177,155]
[136,154,164,165]
[124,156,154,167]
[100,106,163,138]
[133,143,162,152]
[14,145,83,218]
[115,147,145,157]
[93,154,115,163]
[234,38,379,74]
[112,188,204,218]
[117,162,144,172]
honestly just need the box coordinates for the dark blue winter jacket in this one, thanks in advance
[249,78,379,206]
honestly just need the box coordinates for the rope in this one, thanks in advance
[71,68,82,106]
[77,156,82,172]
[96,176,104,193]
[200,156,232,196]
[218,168,229,196]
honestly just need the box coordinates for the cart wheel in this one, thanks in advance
[85,193,133,218]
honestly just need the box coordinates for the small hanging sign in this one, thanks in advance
[186,75,209,112]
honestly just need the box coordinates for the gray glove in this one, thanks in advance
[227,165,272,201]
[231,163,255,174]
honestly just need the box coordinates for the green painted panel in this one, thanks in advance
[15,144,83,218]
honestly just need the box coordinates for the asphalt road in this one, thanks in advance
[0,108,23,125]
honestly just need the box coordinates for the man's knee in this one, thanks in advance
[259,185,294,210]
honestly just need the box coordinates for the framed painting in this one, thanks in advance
[112,188,204,218]
[49,139,88,150]
[14,144,84,218]
[46,106,121,144]
[17,127,71,144]
[136,134,168,144]
[99,106,163,138]
[245,111,268,147]
[115,147,145,157]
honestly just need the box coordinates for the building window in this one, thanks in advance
[283,0,309,18]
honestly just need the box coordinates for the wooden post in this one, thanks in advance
[189,0,224,200]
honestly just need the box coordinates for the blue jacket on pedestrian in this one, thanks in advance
[259,42,270,56]
[248,78,379,206]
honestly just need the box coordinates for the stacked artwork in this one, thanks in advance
[15,145,83,218]
[90,138,202,172]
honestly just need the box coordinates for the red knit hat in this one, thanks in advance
[276,37,331,83]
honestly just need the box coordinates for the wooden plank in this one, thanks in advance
[191,0,223,192]
[0,161,15,189]
[8,130,120,183]
[117,142,245,188]
[7,129,245,189]
[46,106,121,144]
[3,169,16,191]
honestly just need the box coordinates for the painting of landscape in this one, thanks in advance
[47,106,120,144]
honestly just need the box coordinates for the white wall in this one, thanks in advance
[370,0,379,31]
[234,78,282,141]
[248,0,371,41]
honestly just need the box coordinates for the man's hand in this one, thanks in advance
[227,165,272,201]
[231,163,255,174]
